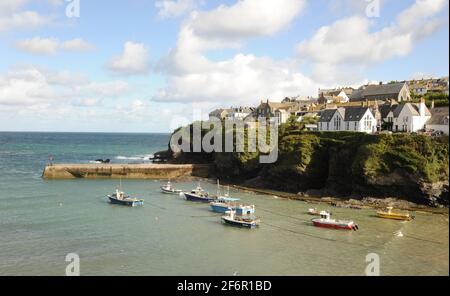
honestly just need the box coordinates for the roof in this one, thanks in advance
[363,83,406,97]
[350,83,406,101]
[342,107,372,121]
[230,107,255,113]
[393,103,432,117]
[318,106,372,122]
[427,107,449,125]
[209,108,230,117]
[379,103,397,118]
[318,109,337,122]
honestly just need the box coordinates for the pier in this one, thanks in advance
[42,163,213,180]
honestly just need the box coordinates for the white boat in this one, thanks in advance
[221,209,260,229]
[161,181,182,194]
[312,211,358,231]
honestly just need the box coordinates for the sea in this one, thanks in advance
[0,132,448,276]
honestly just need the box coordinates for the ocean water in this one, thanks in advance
[0,132,448,276]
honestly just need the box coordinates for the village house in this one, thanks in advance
[208,108,230,120]
[426,106,449,135]
[318,88,353,103]
[226,107,255,120]
[317,106,377,134]
[350,82,411,102]
[254,100,298,124]
[381,99,431,132]
[408,77,449,96]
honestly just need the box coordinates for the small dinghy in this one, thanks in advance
[377,207,414,221]
[107,189,144,207]
[183,184,214,203]
[221,209,260,229]
[312,211,358,231]
[161,181,182,194]
[307,208,321,216]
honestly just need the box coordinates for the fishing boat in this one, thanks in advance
[210,201,255,215]
[377,207,415,221]
[312,211,358,231]
[183,184,214,203]
[221,210,260,229]
[107,189,144,207]
[161,181,182,194]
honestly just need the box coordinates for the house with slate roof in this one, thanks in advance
[382,99,431,132]
[350,82,411,102]
[318,106,377,134]
[426,106,449,135]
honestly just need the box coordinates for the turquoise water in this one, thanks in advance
[0,132,448,276]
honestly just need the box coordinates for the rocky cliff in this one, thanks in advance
[164,123,449,207]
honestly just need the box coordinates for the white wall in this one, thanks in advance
[427,124,449,135]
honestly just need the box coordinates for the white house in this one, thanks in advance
[426,107,449,135]
[318,106,377,134]
[274,109,290,125]
[384,100,431,132]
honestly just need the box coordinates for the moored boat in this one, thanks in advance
[183,184,214,202]
[377,207,414,221]
[107,189,144,207]
[307,208,321,216]
[312,211,358,231]
[161,181,182,194]
[210,201,255,215]
[221,210,260,229]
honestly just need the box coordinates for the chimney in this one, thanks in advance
[419,97,426,117]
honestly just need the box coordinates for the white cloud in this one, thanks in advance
[61,38,96,52]
[15,37,59,55]
[296,0,448,84]
[156,54,318,103]
[108,42,150,75]
[0,0,30,14]
[0,65,131,108]
[191,0,305,43]
[155,0,198,18]
[155,0,315,104]
[0,11,50,32]
[15,37,96,55]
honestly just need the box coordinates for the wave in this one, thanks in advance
[115,154,154,161]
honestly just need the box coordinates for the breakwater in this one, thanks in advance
[42,163,213,180]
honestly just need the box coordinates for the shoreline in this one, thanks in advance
[213,180,449,215]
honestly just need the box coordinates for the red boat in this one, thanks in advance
[312,211,358,231]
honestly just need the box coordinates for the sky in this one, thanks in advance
[0,0,448,133]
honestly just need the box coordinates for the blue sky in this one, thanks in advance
[0,0,448,132]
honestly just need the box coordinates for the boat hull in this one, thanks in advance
[161,187,182,194]
[184,193,214,203]
[108,196,144,207]
[312,220,357,231]
[377,212,413,221]
[221,217,258,229]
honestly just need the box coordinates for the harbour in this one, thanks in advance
[0,132,448,276]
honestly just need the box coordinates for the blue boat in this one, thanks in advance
[107,189,144,207]
[183,185,214,203]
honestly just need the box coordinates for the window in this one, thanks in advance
[334,116,341,130]
[327,122,329,130]
[364,115,372,130]
[346,122,350,130]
